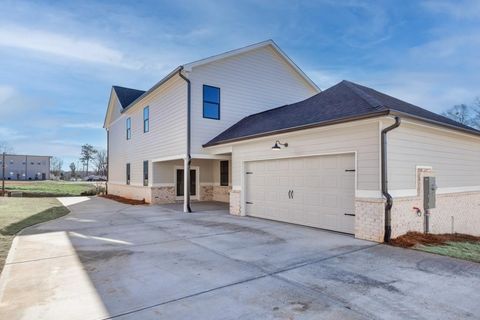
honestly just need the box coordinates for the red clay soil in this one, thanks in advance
[390,232,480,248]
[100,194,146,205]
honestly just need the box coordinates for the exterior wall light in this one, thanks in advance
[272,140,288,150]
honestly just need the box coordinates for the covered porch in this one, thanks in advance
[150,155,232,206]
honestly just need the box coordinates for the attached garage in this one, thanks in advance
[205,80,480,242]
[245,153,355,234]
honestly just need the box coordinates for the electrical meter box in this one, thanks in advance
[423,176,437,209]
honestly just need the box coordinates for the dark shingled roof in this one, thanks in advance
[204,80,480,146]
[112,86,145,108]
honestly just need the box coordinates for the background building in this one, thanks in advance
[0,154,51,180]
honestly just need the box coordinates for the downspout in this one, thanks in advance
[178,66,192,213]
[106,129,109,194]
[381,116,401,242]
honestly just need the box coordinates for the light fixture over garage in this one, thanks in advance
[272,140,288,150]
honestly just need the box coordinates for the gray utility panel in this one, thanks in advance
[423,176,437,209]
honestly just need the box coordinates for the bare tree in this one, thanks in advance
[472,97,480,128]
[50,157,64,178]
[69,162,77,178]
[93,149,107,176]
[80,144,97,176]
[442,104,473,126]
[0,141,14,154]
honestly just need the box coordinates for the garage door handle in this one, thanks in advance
[344,213,355,216]
[288,190,291,199]
[291,190,294,199]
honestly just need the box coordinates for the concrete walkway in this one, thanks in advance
[0,197,479,319]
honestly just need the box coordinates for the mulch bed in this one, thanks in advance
[100,194,146,205]
[390,231,480,248]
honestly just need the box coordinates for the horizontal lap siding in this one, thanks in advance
[388,122,480,190]
[189,46,318,155]
[231,121,380,191]
[108,76,187,185]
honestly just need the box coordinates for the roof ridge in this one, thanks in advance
[341,80,386,111]
[112,85,145,92]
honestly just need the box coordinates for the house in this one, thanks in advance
[104,40,480,242]
[0,154,51,180]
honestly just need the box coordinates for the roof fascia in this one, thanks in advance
[121,66,182,114]
[203,110,390,147]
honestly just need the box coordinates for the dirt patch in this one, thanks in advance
[100,194,146,205]
[390,232,480,248]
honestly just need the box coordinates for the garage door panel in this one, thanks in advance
[246,153,355,234]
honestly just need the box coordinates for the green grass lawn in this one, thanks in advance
[418,242,480,263]
[0,197,70,272]
[4,180,97,197]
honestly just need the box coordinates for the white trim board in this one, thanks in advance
[437,186,480,194]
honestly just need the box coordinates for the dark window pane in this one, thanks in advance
[126,163,130,185]
[126,118,131,139]
[203,102,220,119]
[143,160,148,186]
[220,161,229,186]
[203,85,220,103]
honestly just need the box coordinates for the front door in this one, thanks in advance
[176,169,197,197]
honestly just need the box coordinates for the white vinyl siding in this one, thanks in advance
[229,120,380,192]
[189,45,318,155]
[108,75,187,185]
[388,120,480,190]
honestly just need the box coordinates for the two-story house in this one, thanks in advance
[105,40,480,242]
[104,40,319,210]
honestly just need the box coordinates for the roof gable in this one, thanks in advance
[183,40,319,92]
[204,80,480,146]
[112,86,145,109]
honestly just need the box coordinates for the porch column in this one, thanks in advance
[183,156,192,213]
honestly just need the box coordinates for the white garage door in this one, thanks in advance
[245,153,355,234]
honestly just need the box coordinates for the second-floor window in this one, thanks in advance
[143,106,149,133]
[126,117,131,140]
[203,85,220,120]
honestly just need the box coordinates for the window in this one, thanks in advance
[126,163,130,185]
[143,106,149,133]
[220,160,229,186]
[143,160,148,186]
[203,85,220,120]
[126,117,131,140]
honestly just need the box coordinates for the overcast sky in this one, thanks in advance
[0,0,479,168]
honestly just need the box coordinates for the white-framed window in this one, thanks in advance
[126,117,132,140]
[143,106,149,133]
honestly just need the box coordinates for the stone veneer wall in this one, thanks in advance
[107,183,152,203]
[354,198,385,242]
[390,167,480,238]
[200,185,214,201]
[151,186,176,204]
[229,190,242,215]
[431,192,480,235]
[213,186,231,203]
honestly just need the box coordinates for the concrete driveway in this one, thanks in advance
[0,197,479,320]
